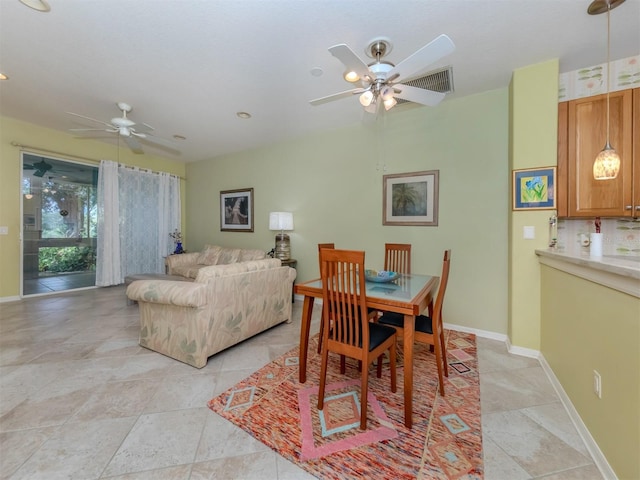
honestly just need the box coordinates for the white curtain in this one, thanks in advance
[96,160,181,286]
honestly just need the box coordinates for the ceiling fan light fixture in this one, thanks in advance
[359,90,374,107]
[383,96,397,111]
[344,70,360,82]
[364,101,378,114]
[120,126,131,137]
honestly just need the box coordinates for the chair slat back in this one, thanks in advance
[384,243,411,274]
[433,250,451,319]
[318,243,335,276]
[320,249,368,352]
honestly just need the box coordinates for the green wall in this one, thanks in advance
[540,265,640,480]
[0,116,187,299]
[509,59,560,350]
[186,89,510,333]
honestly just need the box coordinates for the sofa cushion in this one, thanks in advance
[239,249,268,261]
[197,245,224,265]
[195,258,282,283]
[172,264,208,279]
[197,245,243,266]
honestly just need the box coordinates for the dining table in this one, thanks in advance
[295,272,440,429]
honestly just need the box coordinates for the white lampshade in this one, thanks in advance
[269,212,294,231]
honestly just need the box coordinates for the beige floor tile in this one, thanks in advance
[190,450,278,480]
[480,366,559,413]
[483,410,593,477]
[195,411,270,462]
[482,436,531,480]
[143,374,216,413]
[0,427,58,480]
[9,417,135,480]
[103,408,209,477]
[101,465,192,479]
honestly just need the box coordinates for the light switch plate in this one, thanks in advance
[523,226,535,239]
[0,226,8,235]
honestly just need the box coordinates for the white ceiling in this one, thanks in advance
[1,0,639,163]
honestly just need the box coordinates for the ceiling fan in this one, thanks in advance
[67,102,176,154]
[310,34,455,114]
[23,158,52,177]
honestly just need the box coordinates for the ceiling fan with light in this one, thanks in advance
[67,102,176,154]
[310,34,456,114]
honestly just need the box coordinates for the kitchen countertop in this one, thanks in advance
[536,249,640,297]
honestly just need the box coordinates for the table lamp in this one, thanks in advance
[269,212,294,260]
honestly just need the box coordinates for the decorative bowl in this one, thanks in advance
[364,269,399,283]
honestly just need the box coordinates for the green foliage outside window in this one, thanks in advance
[39,246,96,273]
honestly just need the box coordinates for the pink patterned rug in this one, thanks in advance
[208,330,483,479]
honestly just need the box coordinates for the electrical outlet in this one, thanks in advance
[593,370,602,398]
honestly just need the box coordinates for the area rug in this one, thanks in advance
[208,330,483,479]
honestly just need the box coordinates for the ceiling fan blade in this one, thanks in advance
[123,135,144,154]
[393,84,446,106]
[135,122,155,134]
[131,130,177,149]
[66,111,113,128]
[310,88,365,106]
[69,128,110,132]
[328,44,370,81]
[387,34,455,83]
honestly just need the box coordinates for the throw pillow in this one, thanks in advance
[197,245,224,265]
[216,248,241,265]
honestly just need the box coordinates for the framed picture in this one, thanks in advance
[512,167,556,210]
[383,170,439,226]
[220,188,254,232]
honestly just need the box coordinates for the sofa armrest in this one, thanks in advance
[126,280,208,307]
[165,252,201,274]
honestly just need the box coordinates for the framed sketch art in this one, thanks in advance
[220,188,254,232]
[512,167,556,210]
[383,170,439,226]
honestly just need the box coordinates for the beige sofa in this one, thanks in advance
[165,244,267,279]
[126,257,296,368]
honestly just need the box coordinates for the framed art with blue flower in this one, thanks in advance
[512,167,556,210]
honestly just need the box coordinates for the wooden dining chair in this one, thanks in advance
[377,249,451,396]
[369,243,412,321]
[317,248,397,430]
[317,243,335,354]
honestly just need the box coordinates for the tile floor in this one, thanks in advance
[0,286,604,479]
[23,271,96,296]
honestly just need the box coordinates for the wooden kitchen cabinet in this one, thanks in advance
[557,87,638,218]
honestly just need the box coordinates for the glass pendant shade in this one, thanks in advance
[593,142,621,180]
[359,90,374,107]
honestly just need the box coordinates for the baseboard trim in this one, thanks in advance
[0,295,21,303]
[537,354,617,479]
[443,322,507,342]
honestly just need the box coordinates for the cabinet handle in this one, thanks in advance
[636,206,640,210]
[625,205,633,210]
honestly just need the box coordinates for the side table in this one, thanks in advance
[280,258,297,303]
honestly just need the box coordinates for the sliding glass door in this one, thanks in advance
[21,153,98,295]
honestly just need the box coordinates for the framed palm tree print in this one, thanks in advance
[383,170,439,226]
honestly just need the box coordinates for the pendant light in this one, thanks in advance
[589,0,625,180]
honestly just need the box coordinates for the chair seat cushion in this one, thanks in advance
[378,312,434,335]
[368,322,397,351]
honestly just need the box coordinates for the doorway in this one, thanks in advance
[22,153,98,296]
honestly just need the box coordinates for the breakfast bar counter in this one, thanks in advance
[535,249,640,298]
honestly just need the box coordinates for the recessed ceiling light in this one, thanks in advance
[19,0,51,12]
[173,134,187,140]
[310,67,323,77]
[236,112,252,119]
[0,73,8,80]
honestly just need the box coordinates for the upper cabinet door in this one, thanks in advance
[633,88,640,217]
[567,89,633,217]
